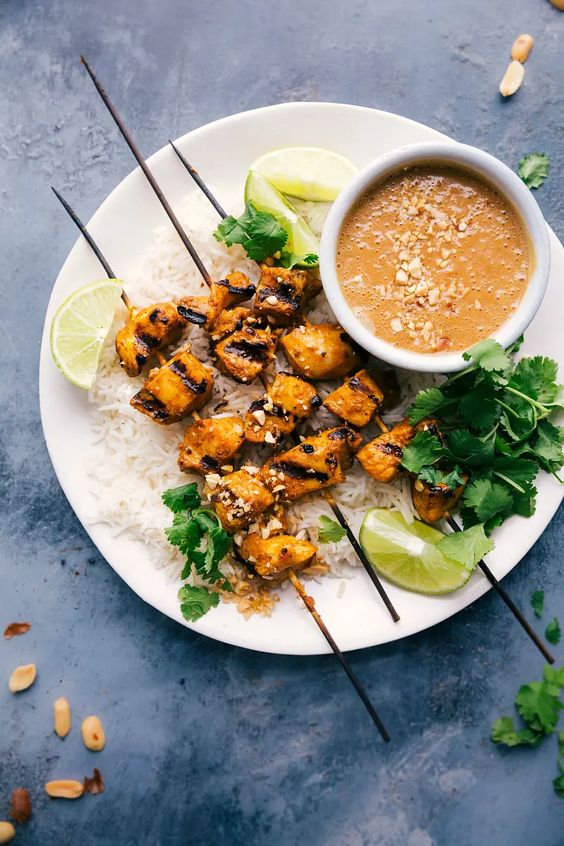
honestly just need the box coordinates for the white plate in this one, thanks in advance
[39,103,563,655]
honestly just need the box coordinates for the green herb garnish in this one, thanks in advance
[214,201,288,262]
[546,618,562,646]
[491,665,564,798]
[518,152,550,189]
[405,339,564,534]
[531,589,545,618]
[318,515,346,544]
[162,483,233,622]
[437,524,494,569]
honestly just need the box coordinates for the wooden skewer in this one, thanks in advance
[80,55,212,288]
[373,414,555,663]
[287,569,390,741]
[51,187,133,314]
[167,146,401,623]
[57,177,390,742]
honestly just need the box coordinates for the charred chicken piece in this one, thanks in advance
[238,533,317,579]
[209,307,255,341]
[261,426,362,501]
[411,475,467,524]
[356,419,415,483]
[176,295,212,328]
[209,272,256,314]
[281,323,362,381]
[244,372,321,445]
[213,322,278,384]
[323,370,384,428]
[116,302,187,377]
[204,468,275,533]
[130,346,214,425]
[178,416,245,475]
[254,264,322,326]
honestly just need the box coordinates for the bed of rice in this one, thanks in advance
[86,188,436,597]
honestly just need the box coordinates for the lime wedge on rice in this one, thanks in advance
[250,146,358,202]
[359,508,472,595]
[50,278,123,390]
[244,170,320,265]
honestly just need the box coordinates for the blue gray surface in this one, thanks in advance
[1,0,563,843]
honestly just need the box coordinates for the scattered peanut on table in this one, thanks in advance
[45,780,84,800]
[10,788,32,824]
[0,822,16,844]
[511,33,534,63]
[81,715,105,751]
[8,663,36,694]
[499,59,525,97]
[53,697,71,738]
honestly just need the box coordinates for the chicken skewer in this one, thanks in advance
[167,144,403,621]
[55,134,390,743]
[364,412,555,663]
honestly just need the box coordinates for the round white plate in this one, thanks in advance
[40,103,563,655]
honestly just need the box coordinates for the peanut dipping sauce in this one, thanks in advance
[336,166,531,353]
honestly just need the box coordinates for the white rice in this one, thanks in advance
[85,188,436,582]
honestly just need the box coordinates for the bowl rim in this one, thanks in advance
[319,140,551,373]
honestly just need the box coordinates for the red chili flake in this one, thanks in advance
[3,622,31,640]
[83,768,105,795]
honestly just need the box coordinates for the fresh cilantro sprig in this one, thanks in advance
[437,524,494,569]
[405,339,564,533]
[318,515,346,544]
[531,589,545,618]
[491,665,564,797]
[214,202,288,261]
[546,618,562,646]
[518,152,550,189]
[162,483,233,622]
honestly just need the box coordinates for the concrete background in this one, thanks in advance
[1,0,563,843]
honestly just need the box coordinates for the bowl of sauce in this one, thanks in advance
[320,142,550,372]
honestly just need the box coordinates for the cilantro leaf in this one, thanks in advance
[407,387,446,424]
[458,377,501,430]
[515,681,563,733]
[554,768,564,799]
[213,201,288,262]
[162,483,201,513]
[491,716,542,747]
[543,666,564,688]
[510,356,560,405]
[166,512,204,559]
[530,420,564,473]
[446,429,495,467]
[437,524,494,570]
[518,152,550,189]
[491,456,538,491]
[401,431,443,474]
[177,585,219,622]
[418,465,467,490]
[558,730,564,758]
[318,515,346,544]
[463,478,514,523]
[531,589,545,618]
[280,251,319,269]
[462,339,512,373]
[546,618,562,646]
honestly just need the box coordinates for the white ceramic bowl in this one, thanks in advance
[320,140,551,372]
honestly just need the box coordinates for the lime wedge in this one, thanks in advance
[251,146,358,202]
[244,170,319,265]
[50,279,123,389]
[359,509,472,595]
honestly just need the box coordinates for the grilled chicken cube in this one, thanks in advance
[214,323,278,384]
[323,370,384,427]
[130,347,213,424]
[356,419,415,483]
[281,323,362,381]
[209,272,256,315]
[205,468,275,533]
[209,307,255,341]
[261,426,362,501]
[239,533,317,579]
[245,372,321,445]
[412,476,467,524]
[254,265,322,326]
[176,295,212,328]
[178,416,245,474]
[115,302,187,377]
